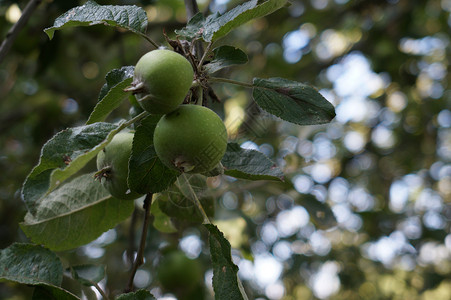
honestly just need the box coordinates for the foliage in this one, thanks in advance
[0,0,450,299]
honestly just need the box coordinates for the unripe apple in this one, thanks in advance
[133,49,194,114]
[96,132,141,200]
[157,250,202,293]
[153,105,228,174]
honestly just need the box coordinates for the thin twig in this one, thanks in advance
[137,32,159,49]
[93,282,110,300]
[197,41,213,71]
[127,208,138,267]
[208,77,254,88]
[0,0,42,64]
[125,193,153,292]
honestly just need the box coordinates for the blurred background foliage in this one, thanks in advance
[0,0,450,299]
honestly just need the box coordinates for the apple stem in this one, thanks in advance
[180,173,211,224]
[195,87,204,106]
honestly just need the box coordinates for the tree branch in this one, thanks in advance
[125,193,153,292]
[0,0,43,64]
[183,0,204,57]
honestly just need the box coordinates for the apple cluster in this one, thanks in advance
[96,49,227,200]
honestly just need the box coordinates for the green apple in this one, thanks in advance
[157,250,202,292]
[133,49,194,114]
[96,132,141,200]
[153,105,228,174]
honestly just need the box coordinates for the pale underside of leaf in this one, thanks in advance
[44,0,148,39]
[21,173,134,251]
[177,0,288,42]
[0,243,63,286]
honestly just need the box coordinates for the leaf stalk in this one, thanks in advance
[208,77,254,88]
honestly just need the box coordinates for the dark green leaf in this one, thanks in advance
[70,265,105,287]
[128,115,180,194]
[156,175,215,223]
[21,122,118,215]
[32,285,80,300]
[115,289,156,300]
[150,197,177,233]
[205,46,248,74]
[0,243,62,286]
[205,224,248,300]
[253,77,336,125]
[177,0,287,42]
[87,66,134,124]
[297,194,337,229]
[221,143,284,181]
[20,173,135,251]
[44,0,148,39]
[203,0,288,42]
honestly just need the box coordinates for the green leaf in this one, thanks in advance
[203,0,288,42]
[20,173,135,251]
[205,46,248,74]
[115,289,156,300]
[87,66,134,125]
[0,243,63,286]
[252,77,336,125]
[150,197,177,233]
[21,122,119,214]
[297,194,337,229]
[44,0,148,40]
[221,143,284,181]
[175,12,205,40]
[32,285,80,300]
[70,265,105,287]
[155,175,215,223]
[128,115,180,194]
[205,224,248,300]
[177,0,287,42]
